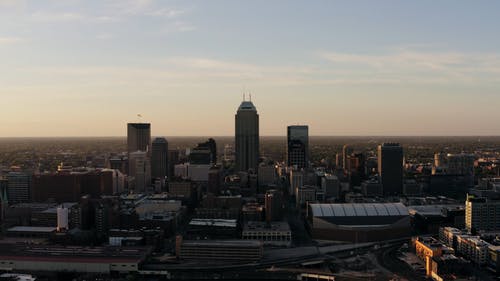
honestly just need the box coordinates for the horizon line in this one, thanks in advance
[0,135,499,138]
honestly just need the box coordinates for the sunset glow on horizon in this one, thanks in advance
[1,0,500,137]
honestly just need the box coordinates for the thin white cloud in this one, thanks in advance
[31,11,85,22]
[12,48,500,90]
[96,33,113,40]
[105,0,186,18]
[92,15,120,23]
[3,1,193,36]
[159,21,196,33]
[0,0,25,8]
[165,56,319,83]
[146,8,185,18]
[0,37,22,45]
[321,51,465,69]
[320,49,500,83]
[30,10,119,23]
[108,0,154,16]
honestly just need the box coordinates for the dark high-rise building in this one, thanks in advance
[378,143,404,196]
[235,100,259,172]
[342,144,353,170]
[189,139,217,165]
[32,170,117,203]
[0,178,7,221]
[95,202,111,234]
[189,149,211,165]
[151,137,169,179]
[287,125,309,169]
[109,155,128,174]
[6,172,31,204]
[208,166,223,194]
[127,123,151,155]
[32,174,82,202]
[446,153,475,187]
[347,153,366,186]
[208,138,217,163]
[347,153,365,174]
[265,189,284,223]
[168,150,180,179]
[128,151,151,192]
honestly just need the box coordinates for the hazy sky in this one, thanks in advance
[1,0,500,137]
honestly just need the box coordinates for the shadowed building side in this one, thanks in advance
[287,125,309,169]
[151,137,169,179]
[127,123,151,155]
[378,143,404,196]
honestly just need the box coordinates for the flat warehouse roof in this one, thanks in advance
[7,226,56,233]
[182,240,262,248]
[0,244,150,263]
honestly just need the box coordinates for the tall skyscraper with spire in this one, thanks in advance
[235,97,259,172]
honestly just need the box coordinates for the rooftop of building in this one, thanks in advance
[287,125,308,129]
[182,239,262,248]
[189,218,238,228]
[7,226,57,233]
[152,137,168,143]
[417,237,444,249]
[433,254,459,262]
[146,193,170,200]
[299,185,317,190]
[447,153,475,157]
[120,193,146,200]
[37,167,117,176]
[324,174,338,180]
[466,193,500,203]
[139,213,176,221]
[488,245,500,251]
[0,243,150,262]
[0,274,36,281]
[205,194,242,199]
[381,143,401,147]
[441,227,463,233]
[242,203,263,212]
[408,204,464,216]
[362,178,381,185]
[10,203,57,211]
[309,203,408,218]
[237,101,257,111]
[458,236,490,246]
[41,202,78,213]
[127,122,151,128]
[243,221,291,232]
[455,234,479,240]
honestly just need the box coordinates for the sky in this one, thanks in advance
[1,0,500,137]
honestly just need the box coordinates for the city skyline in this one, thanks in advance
[1,1,500,137]
[1,2,500,280]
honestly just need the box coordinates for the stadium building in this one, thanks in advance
[308,203,410,242]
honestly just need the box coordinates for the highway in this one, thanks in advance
[142,238,410,277]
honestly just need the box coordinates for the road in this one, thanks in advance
[144,239,408,272]
[376,245,427,281]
